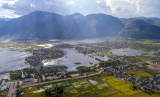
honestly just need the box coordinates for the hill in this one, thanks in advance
[0,11,124,40]
[118,19,160,39]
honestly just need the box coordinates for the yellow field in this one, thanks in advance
[106,76,143,96]
[106,76,127,86]
[109,93,126,97]
[22,75,159,97]
[138,73,153,78]
[124,70,153,78]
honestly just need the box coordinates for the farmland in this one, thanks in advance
[123,70,153,78]
[22,75,159,97]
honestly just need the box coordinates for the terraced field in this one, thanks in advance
[22,75,159,97]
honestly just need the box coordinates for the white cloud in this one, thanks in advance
[0,0,19,18]
[0,0,18,4]
[0,0,160,18]
[104,0,160,17]
[67,1,74,5]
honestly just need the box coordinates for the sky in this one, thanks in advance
[0,0,160,18]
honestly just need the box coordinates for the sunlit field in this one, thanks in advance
[22,75,159,97]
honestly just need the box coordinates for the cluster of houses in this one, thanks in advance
[41,68,67,81]
[55,44,73,48]
[22,78,38,85]
[118,65,144,71]
[78,42,128,49]
[20,69,39,85]
[136,76,160,92]
[25,49,63,66]
[111,56,145,67]
[76,42,129,54]
[0,80,9,91]
[76,46,109,54]
[94,42,129,48]
[104,65,160,93]
[20,67,68,84]
[104,67,137,82]
[78,41,129,49]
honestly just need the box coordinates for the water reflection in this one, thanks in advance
[42,49,106,71]
[110,48,144,56]
[0,73,10,80]
[0,48,32,72]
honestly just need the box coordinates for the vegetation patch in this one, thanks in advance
[96,83,109,90]
[23,87,38,93]
[144,69,160,75]
[125,90,142,96]
[40,66,67,73]
[124,70,153,78]
[118,56,160,62]
[109,93,126,97]
[9,70,22,80]
[23,91,46,97]
[106,76,127,86]
[70,73,80,78]
[22,75,157,97]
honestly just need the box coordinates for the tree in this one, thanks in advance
[131,84,137,90]
[45,85,64,97]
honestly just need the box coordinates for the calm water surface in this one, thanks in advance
[110,48,144,56]
[42,49,103,71]
[0,48,32,72]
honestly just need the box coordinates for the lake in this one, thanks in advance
[42,49,103,71]
[0,48,32,72]
[0,73,10,80]
[110,48,144,56]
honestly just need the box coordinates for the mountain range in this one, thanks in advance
[0,11,160,41]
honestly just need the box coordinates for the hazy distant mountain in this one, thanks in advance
[0,11,124,40]
[0,20,7,31]
[120,17,160,26]
[118,19,160,39]
[1,11,160,41]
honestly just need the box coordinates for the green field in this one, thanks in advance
[22,75,159,97]
[144,69,160,75]
[118,56,160,62]
[23,87,38,93]
[23,91,47,97]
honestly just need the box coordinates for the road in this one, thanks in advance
[20,69,104,89]
[8,81,18,97]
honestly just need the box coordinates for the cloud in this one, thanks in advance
[104,0,160,17]
[1,0,67,15]
[0,0,17,5]
[1,0,160,18]
[1,0,109,16]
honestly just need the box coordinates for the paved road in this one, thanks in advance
[20,69,104,89]
[8,81,18,97]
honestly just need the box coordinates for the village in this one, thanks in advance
[103,65,160,93]
[0,41,160,97]
[25,49,64,66]
[76,42,129,54]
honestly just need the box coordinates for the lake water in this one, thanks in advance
[110,48,144,56]
[53,38,108,45]
[87,53,110,61]
[42,49,101,71]
[0,73,10,80]
[0,48,32,72]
